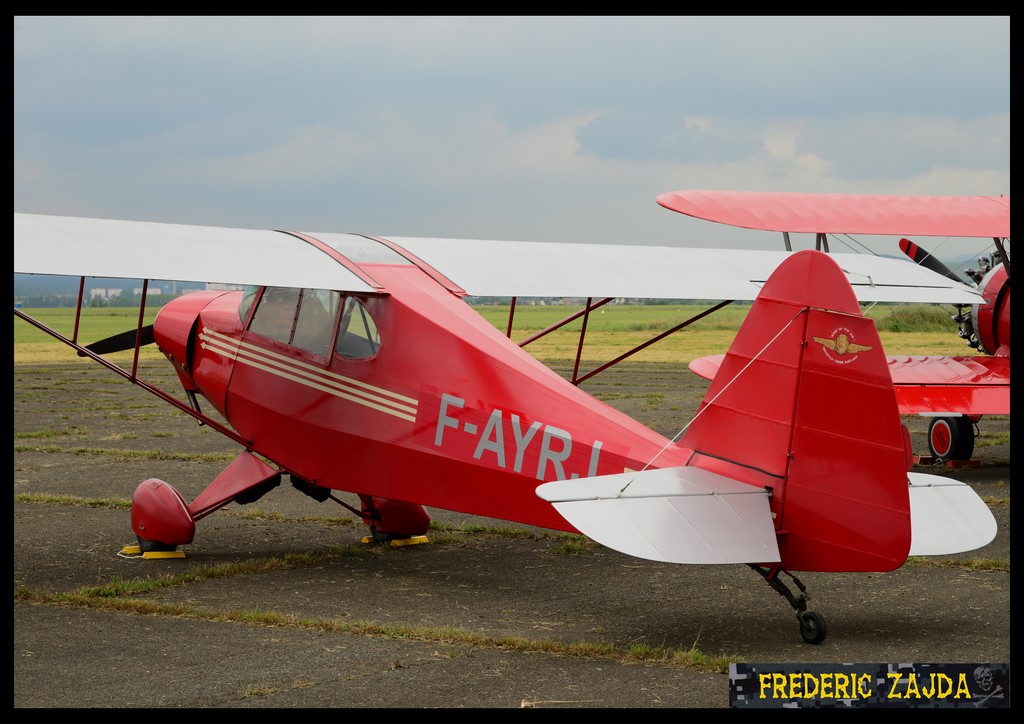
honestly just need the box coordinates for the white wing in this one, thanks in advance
[15,212,983,305]
[390,236,983,304]
[536,466,780,564]
[14,213,376,292]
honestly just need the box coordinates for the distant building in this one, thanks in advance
[89,288,123,300]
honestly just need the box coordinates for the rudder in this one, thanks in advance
[681,250,911,572]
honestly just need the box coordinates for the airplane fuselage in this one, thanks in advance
[156,263,692,532]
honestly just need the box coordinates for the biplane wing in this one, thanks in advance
[656,189,1010,238]
[690,353,1011,417]
[14,213,983,306]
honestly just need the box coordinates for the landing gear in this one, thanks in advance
[367,526,413,545]
[291,481,431,546]
[750,564,828,645]
[118,533,185,559]
[928,416,975,462]
[358,494,431,546]
[135,534,179,553]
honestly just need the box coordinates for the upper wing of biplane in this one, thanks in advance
[14,212,983,306]
[656,189,1010,238]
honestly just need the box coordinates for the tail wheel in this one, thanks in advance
[798,611,827,645]
[750,565,828,645]
[928,416,975,462]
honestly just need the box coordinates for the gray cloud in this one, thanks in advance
[14,16,1009,257]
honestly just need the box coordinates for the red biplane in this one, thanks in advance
[13,206,997,644]
[660,190,1010,463]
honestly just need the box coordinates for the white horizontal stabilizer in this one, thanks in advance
[536,466,780,564]
[907,472,998,556]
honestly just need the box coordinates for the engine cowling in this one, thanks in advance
[153,290,231,388]
[971,264,1010,356]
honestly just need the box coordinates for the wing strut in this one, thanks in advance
[572,301,734,386]
[993,237,1011,279]
[514,297,615,347]
[510,297,734,385]
[571,298,595,385]
[14,289,251,449]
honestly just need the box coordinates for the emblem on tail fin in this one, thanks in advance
[813,327,874,362]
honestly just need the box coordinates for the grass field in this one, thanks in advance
[14,301,974,365]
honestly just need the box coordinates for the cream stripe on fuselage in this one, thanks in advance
[199,329,418,422]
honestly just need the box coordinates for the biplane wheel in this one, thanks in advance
[798,611,827,645]
[135,535,179,554]
[928,416,975,462]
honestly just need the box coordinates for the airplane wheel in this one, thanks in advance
[928,417,975,462]
[136,534,178,553]
[368,527,409,545]
[798,611,827,645]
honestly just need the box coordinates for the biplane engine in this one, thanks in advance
[899,240,1010,357]
[963,262,1010,356]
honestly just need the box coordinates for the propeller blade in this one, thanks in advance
[899,238,965,284]
[78,324,156,356]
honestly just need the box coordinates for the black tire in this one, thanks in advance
[368,527,410,545]
[799,611,827,645]
[928,416,975,462]
[136,534,178,553]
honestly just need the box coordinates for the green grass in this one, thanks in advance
[14,302,976,365]
[480,302,969,362]
[12,547,744,674]
[15,307,165,364]
[475,300,959,334]
[15,306,161,342]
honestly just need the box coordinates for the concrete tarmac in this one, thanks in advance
[14,363,1011,708]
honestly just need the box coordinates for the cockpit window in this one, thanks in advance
[248,286,341,358]
[293,289,340,356]
[249,287,300,343]
[314,233,413,265]
[239,286,259,323]
[335,296,380,359]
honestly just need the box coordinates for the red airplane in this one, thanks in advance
[660,190,1011,463]
[14,209,997,645]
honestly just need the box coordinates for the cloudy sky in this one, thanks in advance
[14,16,1009,261]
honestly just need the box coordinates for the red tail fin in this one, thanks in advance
[681,250,911,572]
